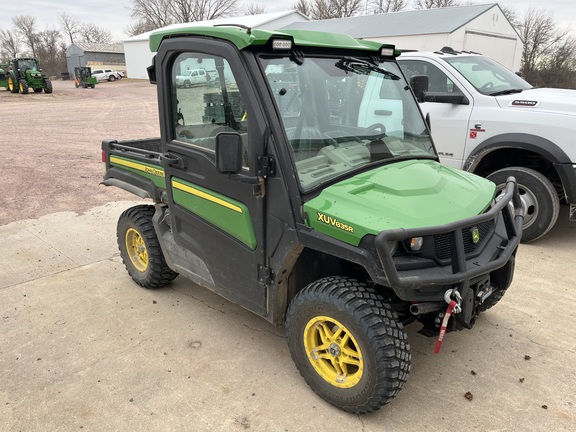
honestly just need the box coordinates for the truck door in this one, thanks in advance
[158,40,268,315]
[399,59,473,169]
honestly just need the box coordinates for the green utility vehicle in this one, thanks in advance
[101,26,524,413]
[3,57,53,94]
[74,66,97,88]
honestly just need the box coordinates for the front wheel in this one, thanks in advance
[117,205,178,288]
[487,167,559,243]
[19,80,29,94]
[286,276,411,413]
[44,79,53,94]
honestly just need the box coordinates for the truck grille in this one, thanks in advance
[433,220,495,260]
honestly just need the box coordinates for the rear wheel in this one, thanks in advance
[487,167,559,243]
[19,80,29,94]
[108,75,116,81]
[8,76,18,93]
[44,79,53,94]
[117,205,178,288]
[286,276,411,413]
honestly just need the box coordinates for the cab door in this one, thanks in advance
[157,38,268,315]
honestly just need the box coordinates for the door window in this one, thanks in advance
[171,53,249,167]
[400,60,460,94]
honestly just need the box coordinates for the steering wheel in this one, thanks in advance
[363,123,387,139]
[480,81,494,91]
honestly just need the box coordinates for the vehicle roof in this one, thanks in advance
[149,25,395,55]
[399,48,483,59]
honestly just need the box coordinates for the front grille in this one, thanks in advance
[433,219,495,260]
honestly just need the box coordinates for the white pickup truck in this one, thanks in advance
[384,47,576,242]
[91,68,124,82]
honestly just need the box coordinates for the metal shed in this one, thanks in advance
[283,4,523,71]
[65,43,126,78]
[123,10,310,80]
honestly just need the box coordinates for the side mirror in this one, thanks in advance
[410,75,429,102]
[423,91,469,105]
[215,132,243,175]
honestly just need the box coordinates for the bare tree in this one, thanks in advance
[295,0,362,19]
[518,7,569,83]
[12,15,38,57]
[125,20,157,37]
[367,0,407,14]
[0,29,20,58]
[294,0,312,17]
[58,13,82,44]
[499,4,519,29]
[37,28,66,75]
[79,23,113,44]
[243,3,267,15]
[129,0,238,31]
[413,0,459,9]
[130,0,174,29]
[187,0,238,21]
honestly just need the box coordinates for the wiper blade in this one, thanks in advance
[488,88,524,96]
[335,57,400,80]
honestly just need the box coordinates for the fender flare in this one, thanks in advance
[464,133,576,203]
[463,133,571,172]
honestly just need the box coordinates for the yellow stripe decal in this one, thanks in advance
[172,180,243,214]
[110,156,165,178]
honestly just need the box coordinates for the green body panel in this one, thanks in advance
[171,178,257,250]
[24,71,45,89]
[303,160,496,246]
[149,26,393,54]
[109,155,166,188]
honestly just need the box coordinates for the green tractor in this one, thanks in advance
[4,58,53,94]
[74,66,97,89]
[0,61,9,90]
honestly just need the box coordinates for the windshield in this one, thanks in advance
[260,55,435,192]
[18,59,39,71]
[443,56,532,96]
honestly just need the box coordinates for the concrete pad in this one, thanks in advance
[0,205,575,431]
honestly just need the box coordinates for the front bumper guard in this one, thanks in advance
[374,177,524,296]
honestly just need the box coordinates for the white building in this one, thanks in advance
[124,10,309,79]
[283,4,523,71]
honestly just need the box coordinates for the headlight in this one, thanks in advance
[409,237,423,251]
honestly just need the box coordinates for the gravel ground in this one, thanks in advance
[0,79,159,225]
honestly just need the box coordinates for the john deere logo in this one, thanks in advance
[471,227,480,244]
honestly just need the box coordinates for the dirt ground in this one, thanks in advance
[0,79,160,225]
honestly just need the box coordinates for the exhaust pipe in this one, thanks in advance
[410,302,446,316]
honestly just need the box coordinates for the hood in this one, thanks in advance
[495,88,576,116]
[303,160,495,246]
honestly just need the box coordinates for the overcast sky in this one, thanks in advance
[1,1,575,42]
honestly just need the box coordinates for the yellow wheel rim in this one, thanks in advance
[19,82,24,92]
[125,228,148,272]
[304,316,364,388]
[8,77,14,91]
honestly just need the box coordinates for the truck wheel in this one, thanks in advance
[183,80,191,88]
[285,276,411,413]
[117,205,178,289]
[19,80,29,94]
[487,167,559,243]
[109,75,116,81]
[44,79,53,94]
